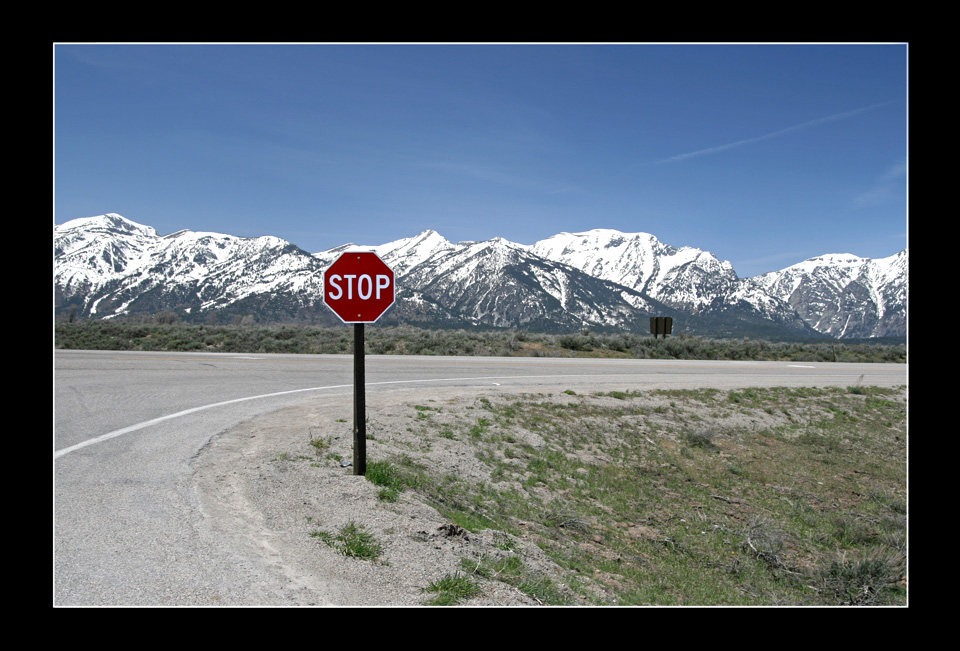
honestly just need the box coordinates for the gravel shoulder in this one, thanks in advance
[191,386,572,607]
[192,380,907,607]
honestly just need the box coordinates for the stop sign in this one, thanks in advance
[323,251,396,323]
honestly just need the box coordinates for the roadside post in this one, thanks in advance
[650,316,673,339]
[322,251,396,475]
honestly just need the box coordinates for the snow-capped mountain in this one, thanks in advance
[393,236,668,331]
[55,213,327,322]
[530,229,741,313]
[528,229,829,337]
[750,251,907,338]
[54,214,907,339]
[299,230,671,331]
[528,229,906,339]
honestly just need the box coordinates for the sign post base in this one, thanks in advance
[353,323,366,476]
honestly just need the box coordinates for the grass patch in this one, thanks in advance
[364,459,424,502]
[817,546,906,605]
[420,572,483,605]
[460,554,571,605]
[379,384,907,606]
[310,522,384,561]
[308,434,331,456]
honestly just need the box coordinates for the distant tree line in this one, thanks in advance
[53,317,906,363]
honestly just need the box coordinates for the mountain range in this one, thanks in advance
[54,213,907,340]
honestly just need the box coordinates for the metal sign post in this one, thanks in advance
[353,322,366,475]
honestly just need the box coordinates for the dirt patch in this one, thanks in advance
[192,383,906,606]
[192,386,576,606]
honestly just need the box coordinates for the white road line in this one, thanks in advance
[54,383,351,459]
[54,373,610,459]
[55,363,875,459]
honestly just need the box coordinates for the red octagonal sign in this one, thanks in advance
[323,251,396,323]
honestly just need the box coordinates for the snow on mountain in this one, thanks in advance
[529,228,906,338]
[751,251,907,338]
[530,229,740,313]
[374,230,455,276]
[55,214,326,321]
[55,213,159,288]
[531,229,665,289]
[396,235,663,330]
[312,230,455,277]
[54,214,907,339]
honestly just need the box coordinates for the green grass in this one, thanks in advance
[364,459,422,503]
[459,554,571,605]
[356,384,907,606]
[310,522,384,561]
[420,572,483,605]
[308,434,331,456]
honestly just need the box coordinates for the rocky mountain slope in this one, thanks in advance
[750,251,907,338]
[54,214,906,339]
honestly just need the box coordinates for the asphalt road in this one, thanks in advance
[53,349,906,606]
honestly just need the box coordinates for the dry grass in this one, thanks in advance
[372,384,907,605]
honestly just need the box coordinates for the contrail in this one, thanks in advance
[660,100,898,164]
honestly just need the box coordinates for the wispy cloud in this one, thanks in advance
[854,158,907,208]
[659,100,898,164]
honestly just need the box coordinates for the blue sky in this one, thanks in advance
[54,43,907,278]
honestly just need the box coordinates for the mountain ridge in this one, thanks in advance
[54,214,906,339]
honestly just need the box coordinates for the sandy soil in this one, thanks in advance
[192,386,580,606]
[192,378,906,607]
